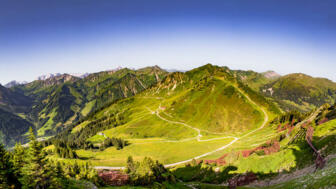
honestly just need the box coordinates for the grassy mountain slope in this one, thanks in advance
[54,64,282,166]
[0,108,33,146]
[10,67,167,137]
[0,84,32,113]
[261,73,336,112]
[0,85,34,146]
[233,70,279,91]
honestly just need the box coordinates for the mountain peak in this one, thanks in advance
[262,71,281,79]
[69,73,90,78]
[4,80,28,88]
[37,73,62,80]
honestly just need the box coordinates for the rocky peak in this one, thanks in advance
[39,74,79,87]
[37,73,62,80]
[262,71,281,79]
[4,80,27,88]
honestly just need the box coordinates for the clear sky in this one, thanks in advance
[0,0,335,84]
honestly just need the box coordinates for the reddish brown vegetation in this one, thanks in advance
[203,153,228,166]
[277,121,295,134]
[228,172,257,189]
[263,141,280,155]
[98,170,129,186]
[318,118,329,125]
[241,140,280,157]
[202,140,281,166]
[305,126,326,169]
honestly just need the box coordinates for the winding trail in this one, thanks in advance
[94,86,269,170]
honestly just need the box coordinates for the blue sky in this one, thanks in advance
[0,0,335,84]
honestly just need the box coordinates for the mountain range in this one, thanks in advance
[1,64,336,188]
[0,64,335,148]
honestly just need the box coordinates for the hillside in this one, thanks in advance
[39,65,336,188]
[233,70,280,91]
[1,64,336,188]
[0,108,33,146]
[0,84,33,113]
[8,67,168,137]
[48,64,282,166]
[261,73,336,112]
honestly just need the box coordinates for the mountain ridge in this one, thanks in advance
[1,64,336,148]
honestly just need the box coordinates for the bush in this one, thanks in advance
[125,156,175,186]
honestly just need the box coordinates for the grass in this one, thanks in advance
[200,124,278,160]
[265,157,336,189]
[38,108,57,136]
[99,187,148,189]
[314,119,336,137]
[232,149,297,174]
[81,100,96,116]
[166,79,264,133]
[99,182,190,189]
[70,138,234,166]
[52,70,280,169]
[72,121,90,133]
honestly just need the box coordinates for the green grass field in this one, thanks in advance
[76,138,234,166]
[50,74,283,170]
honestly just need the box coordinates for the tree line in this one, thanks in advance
[42,110,128,154]
[0,127,102,189]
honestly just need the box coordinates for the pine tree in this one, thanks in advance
[0,143,18,189]
[126,156,137,174]
[12,142,25,178]
[20,127,61,189]
[55,161,64,179]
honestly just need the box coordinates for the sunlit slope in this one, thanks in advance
[163,78,263,133]
[10,67,167,137]
[73,64,280,147]
[86,97,198,141]
[262,73,336,112]
[48,64,284,166]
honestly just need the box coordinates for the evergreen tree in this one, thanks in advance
[54,161,64,179]
[12,142,25,179]
[20,127,61,189]
[126,156,137,174]
[0,143,18,189]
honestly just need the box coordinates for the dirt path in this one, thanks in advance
[94,85,269,170]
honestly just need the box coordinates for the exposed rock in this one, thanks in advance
[262,71,281,79]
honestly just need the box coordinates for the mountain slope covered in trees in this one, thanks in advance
[0,67,167,146]
[261,73,336,112]
[49,64,281,166]
[1,64,336,188]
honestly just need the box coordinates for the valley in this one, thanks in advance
[1,64,336,188]
[2,1,336,188]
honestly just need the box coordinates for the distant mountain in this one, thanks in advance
[37,73,62,80]
[2,64,336,147]
[4,80,28,88]
[0,84,33,146]
[0,84,33,113]
[261,73,336,112]
[0,108,33,146]
[165,68,187,73]
[69,73,90,78]
[262,71,281,79]
[14,74,80,98]
[11,66,168,137]
[233,70,278,91]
